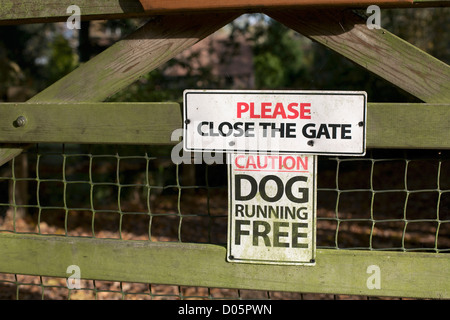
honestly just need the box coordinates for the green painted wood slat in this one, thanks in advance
[0,102,181,145]
[367,103,450,149]
[0,102,448,149]
[0,11,239,166]
[0,233,448,299]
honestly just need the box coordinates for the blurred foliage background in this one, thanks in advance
[0,8,448,104]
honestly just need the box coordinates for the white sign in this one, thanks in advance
[183,90,367,156]
[227,153,317,265]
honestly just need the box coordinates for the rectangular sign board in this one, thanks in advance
[227,153,317,265]
[184,90,367,156]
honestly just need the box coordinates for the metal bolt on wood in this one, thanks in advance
[15,116,27,127]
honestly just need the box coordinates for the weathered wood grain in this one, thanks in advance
[367,103,450,149]
[0,0,147,25]
[1,0,448,25]
[1,102,448,150]
[0,102,181,145]
[0,145,27,167]
[28,13,239,103]
[268,9,450,103]
[0,12,238,166]
[0,233,448,298]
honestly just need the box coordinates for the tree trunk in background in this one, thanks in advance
[78,21,92,63]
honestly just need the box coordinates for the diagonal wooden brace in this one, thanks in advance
[268,9,450,104]
[0,11,240,166]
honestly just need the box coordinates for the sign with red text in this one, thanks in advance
[227,153,316,265]
[183,90,367,156]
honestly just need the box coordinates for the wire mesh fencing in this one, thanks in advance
[0,144,449,299]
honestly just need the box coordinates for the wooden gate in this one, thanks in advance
[0,0,449,299]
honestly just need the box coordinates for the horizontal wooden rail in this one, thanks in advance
[0,102,449,150]
[0,102,181,145]
[0,0,448,25]
[0,233,448,298]
[0,0,147,25]
[367,103,450,149]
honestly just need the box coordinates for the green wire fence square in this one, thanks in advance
[372,192,406,220]
[65,183,91,209]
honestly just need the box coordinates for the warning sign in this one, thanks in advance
[184,90,367,156]
[227,153,317,265]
